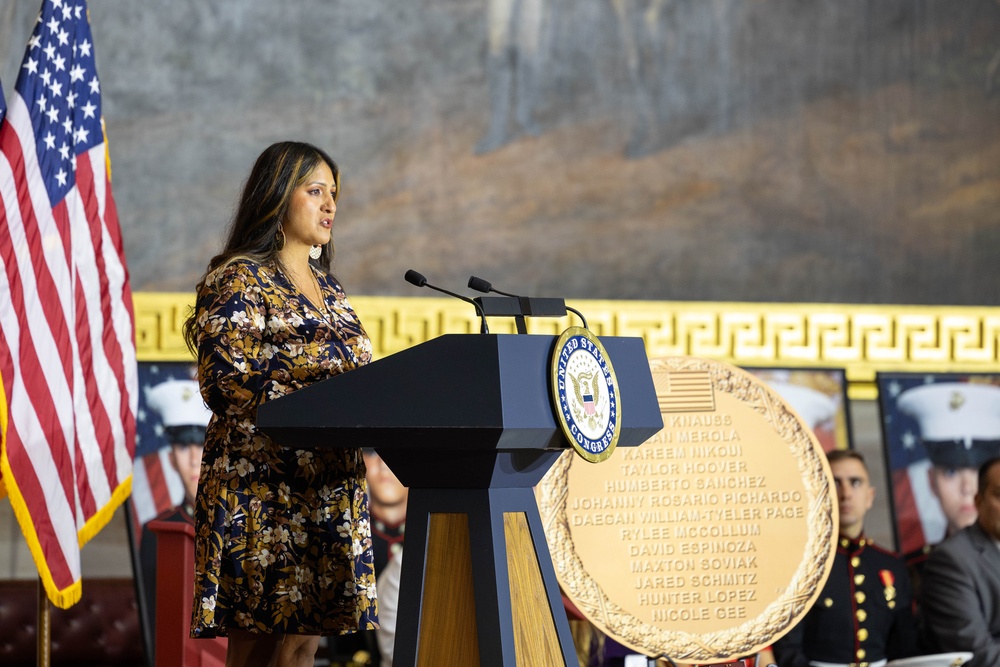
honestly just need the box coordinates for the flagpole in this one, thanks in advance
[37,577,51,667]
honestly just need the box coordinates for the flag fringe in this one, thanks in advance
[78,475,132,548]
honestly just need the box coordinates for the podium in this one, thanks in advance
[147,518,227,667]
[257,333,662,666]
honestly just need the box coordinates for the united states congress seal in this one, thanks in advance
[550,326,622,463]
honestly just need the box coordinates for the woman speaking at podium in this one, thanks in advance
[183,141,378,666]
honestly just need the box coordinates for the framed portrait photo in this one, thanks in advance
[130,362,204,532]
[742,367,853,452]
[877,372,1000,560]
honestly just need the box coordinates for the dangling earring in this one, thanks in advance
[309,245,323,260]
[275,224,286,251]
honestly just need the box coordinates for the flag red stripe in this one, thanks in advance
[73,155,118,495]
[145,454,173,515]
[49,176,72,268]
[0,206,78,516]
[98,172,138,461]
[73,274,100,521]
[892,467,925,554]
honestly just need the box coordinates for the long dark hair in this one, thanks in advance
[182,141,341,354]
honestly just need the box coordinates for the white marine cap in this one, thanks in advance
[767,381,838,430]
[145,379,211,444]
[898,382,1000,442]
[898,382,1000,468]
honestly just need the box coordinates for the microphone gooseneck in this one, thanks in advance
[565,305,588,330]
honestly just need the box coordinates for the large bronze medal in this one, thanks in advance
[538,356,837,662]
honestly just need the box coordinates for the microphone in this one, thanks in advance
[404,270,489,334]
[467,275,588,330]
[468,275,515,298]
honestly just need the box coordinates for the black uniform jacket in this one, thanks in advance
[772,535,919,667]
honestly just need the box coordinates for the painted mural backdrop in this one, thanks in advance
[2,0,998,304]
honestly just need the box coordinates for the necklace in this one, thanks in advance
[283,263,330,322]
[307,269,333,322]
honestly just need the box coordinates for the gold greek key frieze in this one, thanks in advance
[133,293,1000,398]
[133,292,196,361]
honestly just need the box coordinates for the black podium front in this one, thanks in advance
[257,333,662,666]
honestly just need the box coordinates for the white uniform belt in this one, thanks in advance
[809,661,887,667]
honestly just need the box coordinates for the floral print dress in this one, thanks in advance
[189,258,378,638]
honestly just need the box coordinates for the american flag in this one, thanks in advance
[655,369,716,413]
[0,0,137,608]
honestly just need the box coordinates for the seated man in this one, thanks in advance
[772,450,918,667]
[921,456,1000,666]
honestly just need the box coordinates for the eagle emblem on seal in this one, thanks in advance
[570,370,601,419]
